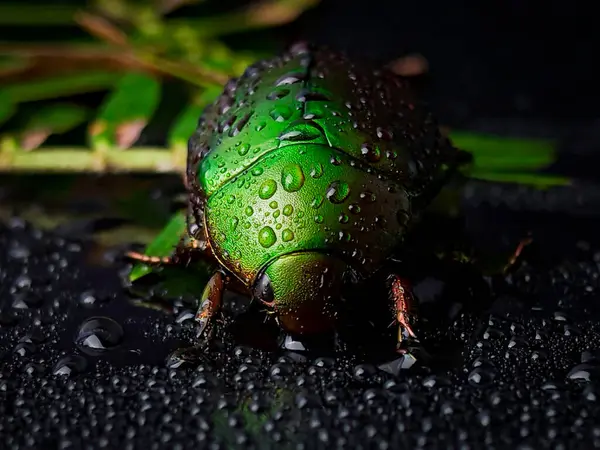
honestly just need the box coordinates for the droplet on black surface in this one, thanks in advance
[467,367,496,387]
[75,317,124,356]
[52,355,88,377]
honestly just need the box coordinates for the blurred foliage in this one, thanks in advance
[0,0,320,171]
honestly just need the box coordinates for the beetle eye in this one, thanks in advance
[253,273,274,304]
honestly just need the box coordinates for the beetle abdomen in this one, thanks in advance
[204,142,410,284]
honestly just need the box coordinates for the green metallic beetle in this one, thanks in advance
[127,42,565,357]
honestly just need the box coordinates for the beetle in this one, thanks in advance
[126,42,561,358]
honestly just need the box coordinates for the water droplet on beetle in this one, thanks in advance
[310,163,324,178]
[267,88,290,100]
[259,179,278,199]
[258,227,277,248]
[282,229,294,242]
[75,317,124,356]
[283,205,294,216]
[269,106,292,123]
[274,72,306,86]
[281,164,305,192]
[360,143,381,162]
[245,206,254,216]
[348,203,361,214]
[311,195,324,209]
[238,143,251,156]
[326,181,350,204]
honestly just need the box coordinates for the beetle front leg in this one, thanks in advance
[195,271,225,341]
[388,274,419,354]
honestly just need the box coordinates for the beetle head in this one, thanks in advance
[252,252,349,335]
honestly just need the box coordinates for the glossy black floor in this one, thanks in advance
[2,180,600,450]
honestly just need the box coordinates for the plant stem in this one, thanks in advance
[0,146,187,173]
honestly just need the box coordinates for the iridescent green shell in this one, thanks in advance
[187,43,459,285]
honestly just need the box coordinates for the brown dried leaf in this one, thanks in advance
[74,11,129,47]
[389,54,429,77]
[115,119,147,149]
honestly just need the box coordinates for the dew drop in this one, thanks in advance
[269,201,278,209]
[360,143,381,162]
[75,317,124,356]
[326,181,351,204]
[311,195,324,209]
[259,179,278,199]
[281,164,305,192]
[53,355,88,377]
[314,215,324,224]
[245,206,254,216]
[269,106,292,123]
[310,163,324,178]
[348,203,361,214]
[258,227,277,248]
[282,229,295,242]
[360,191,377,203]
[238,143,251,156]
[283,205,294,216]
[338,213,349,224]
[267,88,290,100]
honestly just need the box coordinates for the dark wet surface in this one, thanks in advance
[2,179,600,449]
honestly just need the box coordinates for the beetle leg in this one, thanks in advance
[388,275,419,354]
[503,236,533,274]
[195,271,224,339]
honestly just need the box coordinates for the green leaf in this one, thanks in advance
[23,103,89,134]
[4,71,123,103]
[450,131,558,172]
[168,86,221,149]
[0,3,78,25]
[0,90,15,126]
[91,72,162,149]
[129,210,187,282]
[468,171,571,188]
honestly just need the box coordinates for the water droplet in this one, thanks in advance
[245,206,254,216]
[269,201,278,209]
[270,106,292,123]
[229,112,252,137]
[229,217,239,231]
[467,367,496,387]
[338,214,349,224]
[238,143,251,156]
[274,72,306,86]
[348,203,361,214]
[259,179,278,199]
[360,191,377,203]
[314,215,324,224]
[310,163,324,178]
[258,227,277,248]
[326,181,351,204]
[267,88,290,100]
[227,195,236,204]
[53,355,88,377]
[282,229,294,242]
[281,164,305,192]
[251,167,264,176]
[295,89,331,102]
[360,143,381,162]
[311,195,324,209]
[283,205,294,216]
[75,317,124,356]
